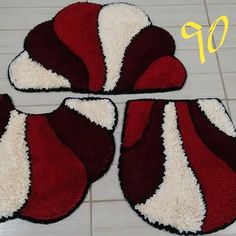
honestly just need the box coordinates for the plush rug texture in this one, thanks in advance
[0,94,117,223]
[8,2,186,94]
[119,99,236,235]
[4,1,236,234]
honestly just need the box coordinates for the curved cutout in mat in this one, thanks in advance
[119,98,236,235]
[0,94,117,224]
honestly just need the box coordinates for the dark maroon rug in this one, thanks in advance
[8,2,186,94]
[119,99,236,235]
[0,94,117,224]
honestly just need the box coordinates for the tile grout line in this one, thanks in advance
[92,199,125,203]
[89,187,93,236]
[0,4,209,9]
[203,0,232,117]
[82,199,126,204]
[12,98,236,109]
[0,2,235,8]
[3,3,236,8]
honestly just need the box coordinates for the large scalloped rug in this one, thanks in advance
[8,2,186,94]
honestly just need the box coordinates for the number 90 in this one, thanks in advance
[181,16,229,64]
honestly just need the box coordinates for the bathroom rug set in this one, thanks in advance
[0,2,235,235]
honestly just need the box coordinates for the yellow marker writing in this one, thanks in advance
[208,16,229,53]
[181,16,229,64]
[181,21,205,64]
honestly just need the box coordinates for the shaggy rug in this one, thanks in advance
[8,2,186,94]
[119,99,236,235]
[0,94,117,223]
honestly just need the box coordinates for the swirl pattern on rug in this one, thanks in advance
[0,94,117,224]
[8,2,186,94]
[119,98,236,235]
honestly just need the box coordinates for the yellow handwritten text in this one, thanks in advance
[181,16,229,64]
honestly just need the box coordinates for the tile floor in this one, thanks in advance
[0,0,235,235]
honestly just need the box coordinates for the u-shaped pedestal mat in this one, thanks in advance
[119,99,236,235]
[0,1,235,236]
[0,94,117,223]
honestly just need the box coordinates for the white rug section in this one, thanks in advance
[135,102,206,234]
[98,3,151,91]
[0,110,30,219]
[9,51,71,90]
[198,99,236,137]
[65,99,116,130]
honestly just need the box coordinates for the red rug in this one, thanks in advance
[119,99,236,235]
[8,2,186,94]
[0,94,117,223]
